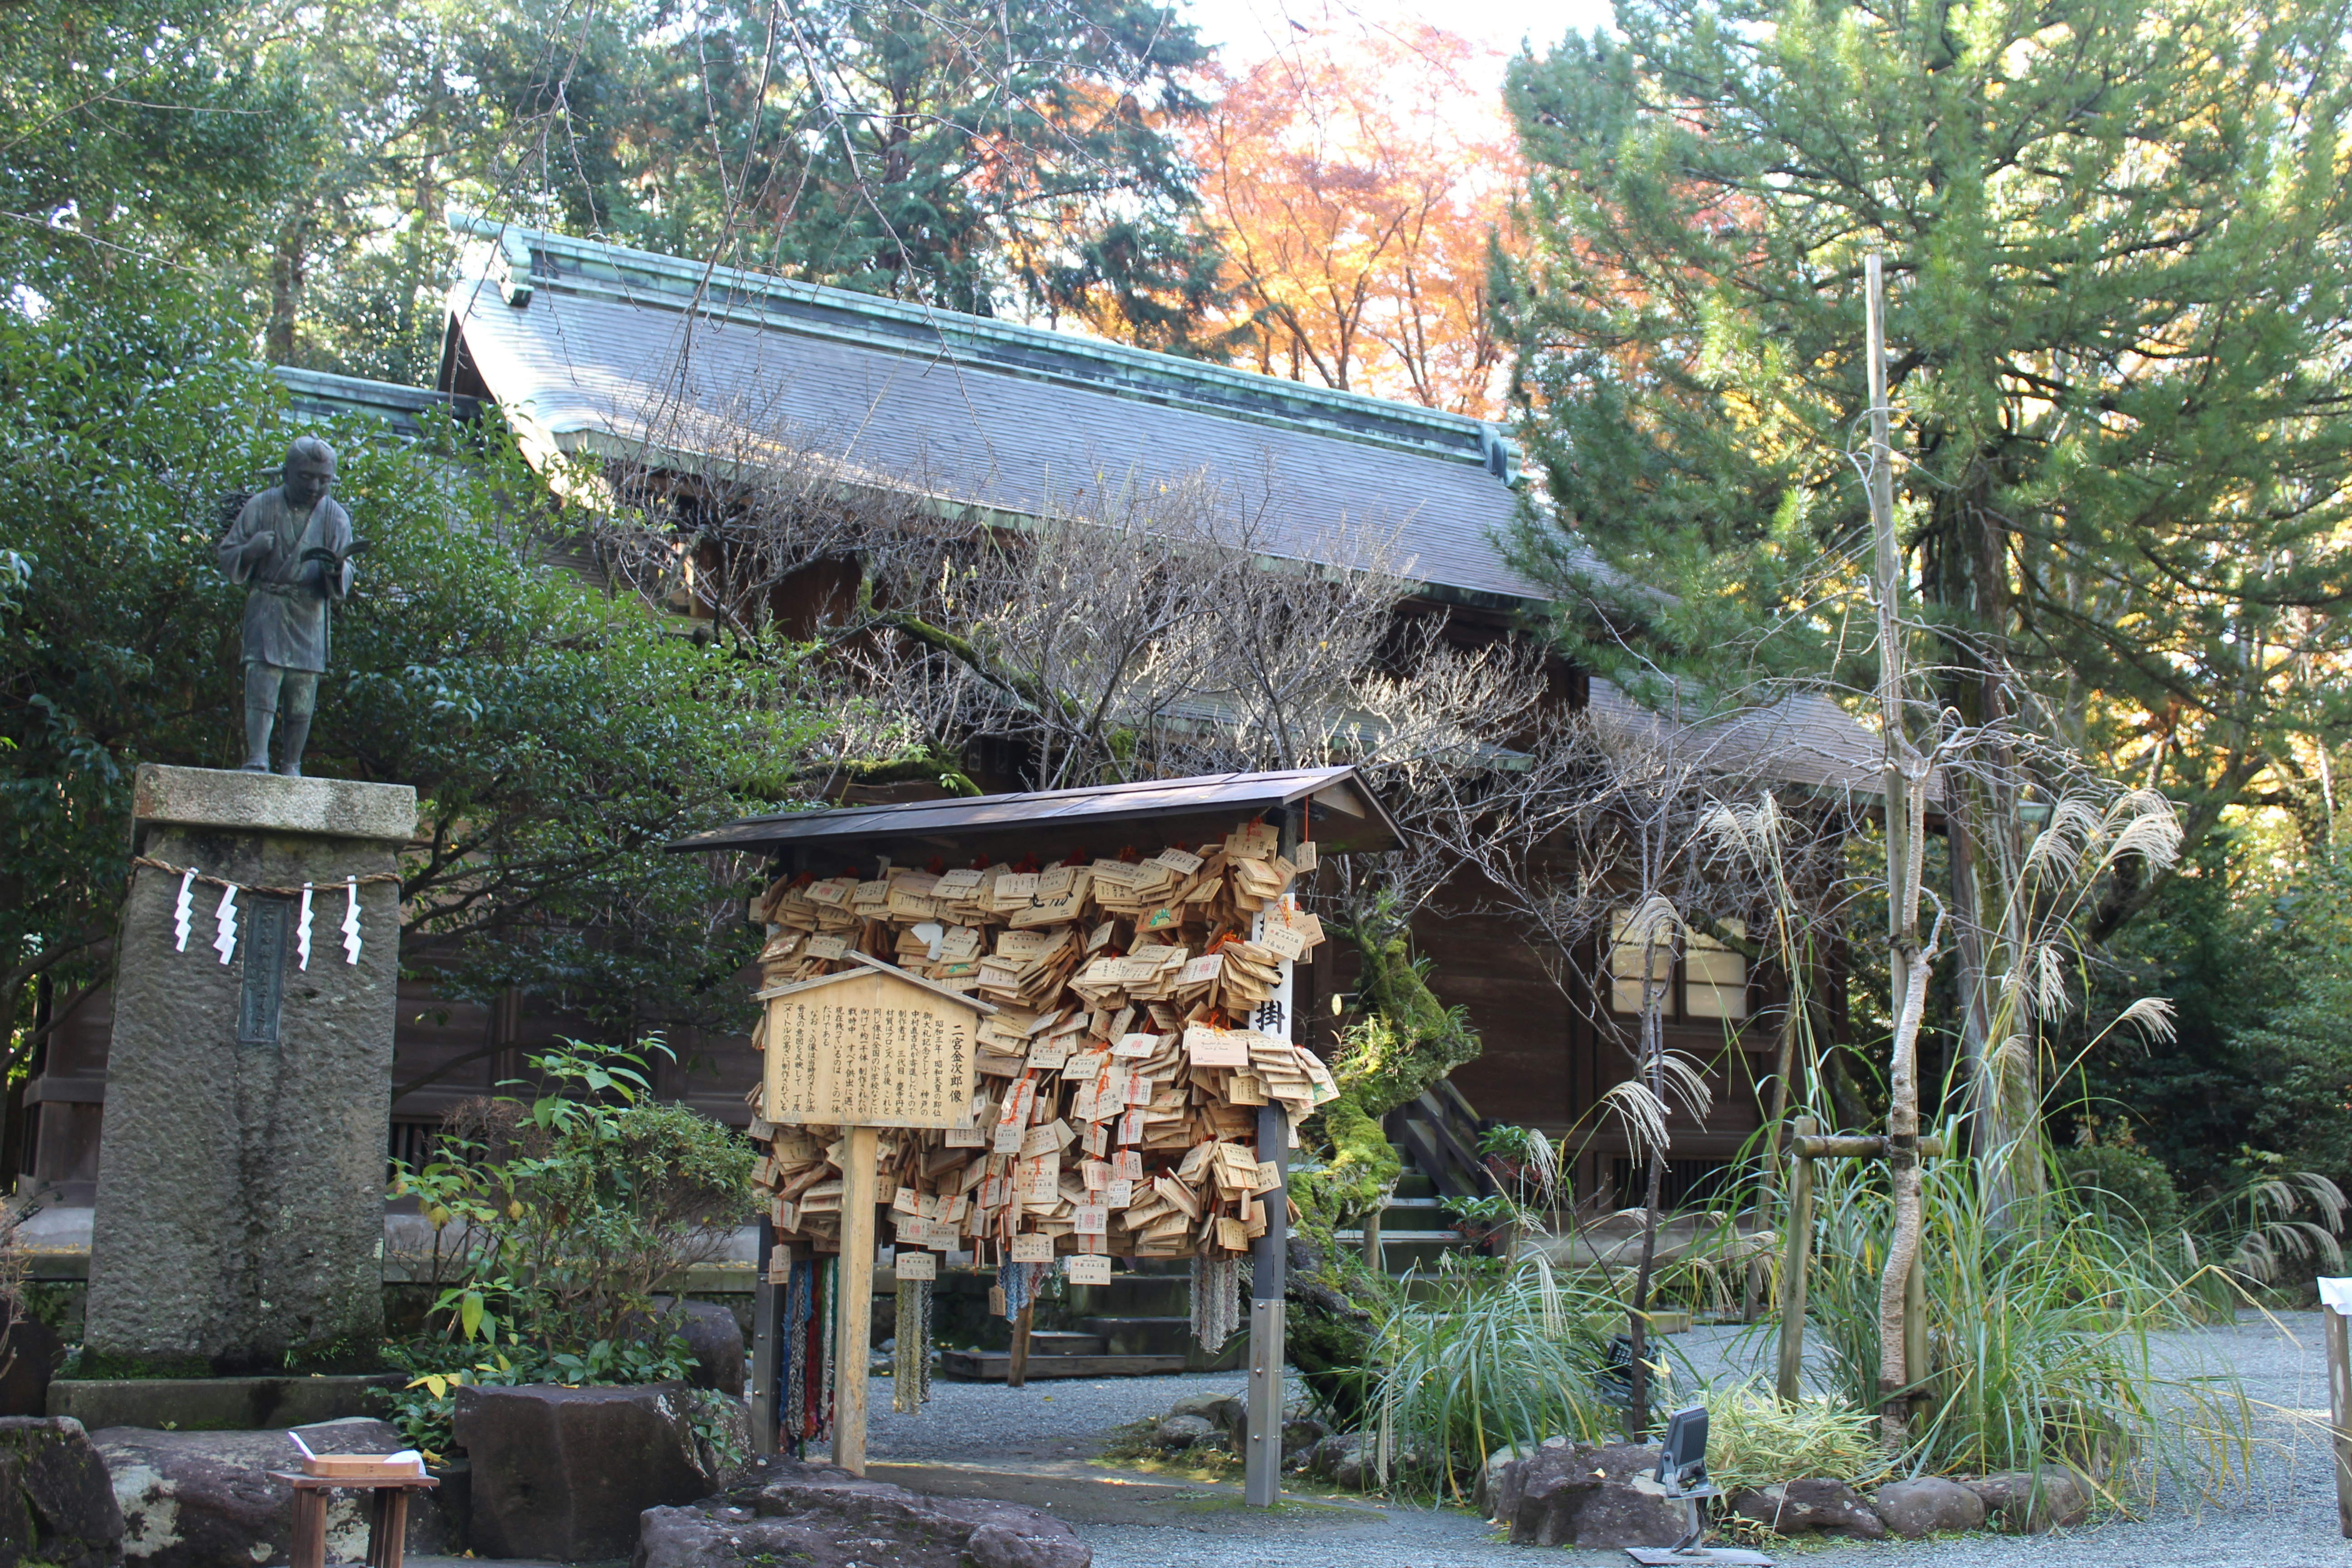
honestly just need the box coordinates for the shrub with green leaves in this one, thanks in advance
[2057,1140,2184,1237]
[388,1038,755,1458]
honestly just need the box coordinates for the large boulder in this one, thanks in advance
[1488,1442,1686,1549]
[1164,1392,1241,1430]
[1969,1468,2092,1532]
[455,1382,720,1561]
[0,1416,122,1568]
[1474,1437,1567,1518]
[1727,1478,1887,1539]
[633,1457,1088,1568]
[95,1417,452,1568]
[1870,1476,1986,1538]
[649,1299,746,1398]
[1149,1415,1217,1452]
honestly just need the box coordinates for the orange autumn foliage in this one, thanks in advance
[1192,20,1520,418]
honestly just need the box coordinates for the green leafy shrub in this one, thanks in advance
[387,1038,756,1462]
[2058,1140,2183,1236]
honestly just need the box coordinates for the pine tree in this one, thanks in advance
[1496,0,2352,1056]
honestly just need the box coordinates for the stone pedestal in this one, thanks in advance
[83,764,415,1374]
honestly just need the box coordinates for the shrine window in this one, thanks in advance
[1607,911,1749,1022]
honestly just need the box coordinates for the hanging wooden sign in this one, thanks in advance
[757,957,989,1130]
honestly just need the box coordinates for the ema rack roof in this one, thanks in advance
[669,766,1401,864]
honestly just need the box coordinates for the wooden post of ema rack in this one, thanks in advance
[831,1125,881,1475]
[2326,1296,2352,1538]
[1243,804,1302,1509]
[1245,1102,1290,1507]
[750,1228,779,1457]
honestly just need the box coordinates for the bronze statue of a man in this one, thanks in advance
[214,436,358,776]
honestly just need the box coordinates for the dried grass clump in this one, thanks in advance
[1701,1382,1887,1495]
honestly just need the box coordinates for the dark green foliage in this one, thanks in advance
[0,0,311,273]
[247,0,1238,377]
[0,275,822,1068]
[1495,0,2352,921]
[1337,927,1481,1118]
[2056,1142,2185,1238]
[387,1039,755,1457]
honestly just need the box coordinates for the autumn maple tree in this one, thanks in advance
[1192,20,1517,416]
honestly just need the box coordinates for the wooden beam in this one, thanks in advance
[831,1126,879,1475]
[1775,1115,1817,1404]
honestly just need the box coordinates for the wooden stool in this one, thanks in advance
[272,1473,439,1568]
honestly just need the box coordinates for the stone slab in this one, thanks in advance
[132,764,415,843]
[83,809,401,1371]
[48,1377,397,1432]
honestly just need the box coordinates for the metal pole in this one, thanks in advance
[1245,1102,1289,1507]
[1775,1115,1817,1404]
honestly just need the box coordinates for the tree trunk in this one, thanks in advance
[267,212,308,365]
[1625,1141,1666,1443]
[1626,960,1669,1442]
[1864,256,1923,1454]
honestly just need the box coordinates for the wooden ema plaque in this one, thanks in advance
[758,957,986,1130]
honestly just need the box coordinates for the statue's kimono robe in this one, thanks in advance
[215,487,353,672]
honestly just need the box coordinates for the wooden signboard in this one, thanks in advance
[755,955,990,1475]
[757,958,984,1130]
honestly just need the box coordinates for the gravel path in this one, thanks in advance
[866,1311,2351,1568]
[868,1369,1248,1461]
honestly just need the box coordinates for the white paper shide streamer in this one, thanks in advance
[340,876,362,965]
[173,870,196,952]
[212,883,239,966]
[296,882,314,971]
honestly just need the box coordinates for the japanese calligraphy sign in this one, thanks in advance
[758,957,989,1129]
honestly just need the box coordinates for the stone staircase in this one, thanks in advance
[1331,1165,1472,1273]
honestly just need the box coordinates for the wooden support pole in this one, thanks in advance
[1775,1115,1817,1404]
[832,1125,879,1475]
[750,1230,779,1457]
[2326,1303,2352,1538]
[1008,1301,1034,1389]
[1245,1102,1290,1508]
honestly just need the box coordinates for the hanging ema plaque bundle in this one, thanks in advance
[744,819,1333,1468]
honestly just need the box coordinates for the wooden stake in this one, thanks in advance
[1008,1301,1034,1389]
[2327,1304,2352,1538]
[1775,1115,1816,1404]
[1865,251,1926,1450]
[831,1125,879,1475]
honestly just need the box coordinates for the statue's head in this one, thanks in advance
[282,436,337,510]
